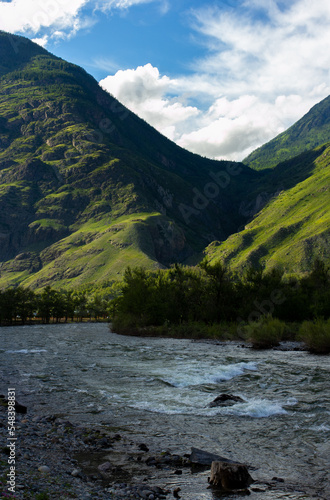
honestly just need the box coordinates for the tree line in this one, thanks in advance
[0,259,329,328]
[0,285,118,326]
[112,259,330,331]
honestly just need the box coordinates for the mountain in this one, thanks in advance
[0,31,258,289]
[204,94,330,275]
[205,143,330,274]
[205,95,330,276]
[244,95,330,170]
[1,32,329,289]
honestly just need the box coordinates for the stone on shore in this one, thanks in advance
[38,465,50,473]
[0,394,27,414]
[71,468,81,477]
[97,461,114,479]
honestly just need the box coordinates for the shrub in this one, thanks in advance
[244,315,286,349]
[298,319,330,354]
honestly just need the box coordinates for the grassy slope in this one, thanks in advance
[244,95,330,170]
[205,143,330,275]
[0,213,163,289]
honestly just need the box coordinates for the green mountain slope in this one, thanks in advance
[205,143,330,275]
[0,31,258,289]
[244,95,330,170]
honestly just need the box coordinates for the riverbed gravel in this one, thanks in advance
[0,402,171,499]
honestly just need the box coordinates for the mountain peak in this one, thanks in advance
[0,31,52,77]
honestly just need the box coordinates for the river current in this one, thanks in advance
[1,323,329,499]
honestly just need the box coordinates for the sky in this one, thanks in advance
[1,0,330,161]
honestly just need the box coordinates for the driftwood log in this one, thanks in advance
[209,461,254,490]
[190,447,244,466]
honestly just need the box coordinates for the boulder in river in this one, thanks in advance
[208,394,245,407]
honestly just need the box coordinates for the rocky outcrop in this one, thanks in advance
[150,219,192,265]
[0,252,42,274]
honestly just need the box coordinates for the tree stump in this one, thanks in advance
[209,461,254,490]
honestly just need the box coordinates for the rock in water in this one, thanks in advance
[209,461,254,490]
[208,394,244,407]
[97,461,116,479]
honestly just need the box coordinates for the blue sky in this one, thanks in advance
[1,0,330,160]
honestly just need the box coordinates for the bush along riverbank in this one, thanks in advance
[111,259,330,354]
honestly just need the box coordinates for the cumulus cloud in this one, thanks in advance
[100,64,200,140]
[98,1,330,160]
[0,0,156,41]
[0,0,91,36]
[181,0,330,158]
[32,35,49,47]
[178,95,291,159]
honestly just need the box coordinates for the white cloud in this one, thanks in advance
[100,64,200,140]
[187,0,330,159]
[32,35,49,47]
[0,0,91,37]
[96,0,155,11]
[178,96,286,160]
[98,1,330,161]
[0,0,157,42]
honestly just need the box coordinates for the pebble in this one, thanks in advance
[38,465,50,473]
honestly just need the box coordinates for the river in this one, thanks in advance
[1,323,329,499]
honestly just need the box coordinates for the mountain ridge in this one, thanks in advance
[244,94,330,170]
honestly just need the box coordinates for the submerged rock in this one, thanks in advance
[138,443,149,452]
[97,461,114,477]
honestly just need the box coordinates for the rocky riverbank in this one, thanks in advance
[0,401,177,499]
[1,399,327,500]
